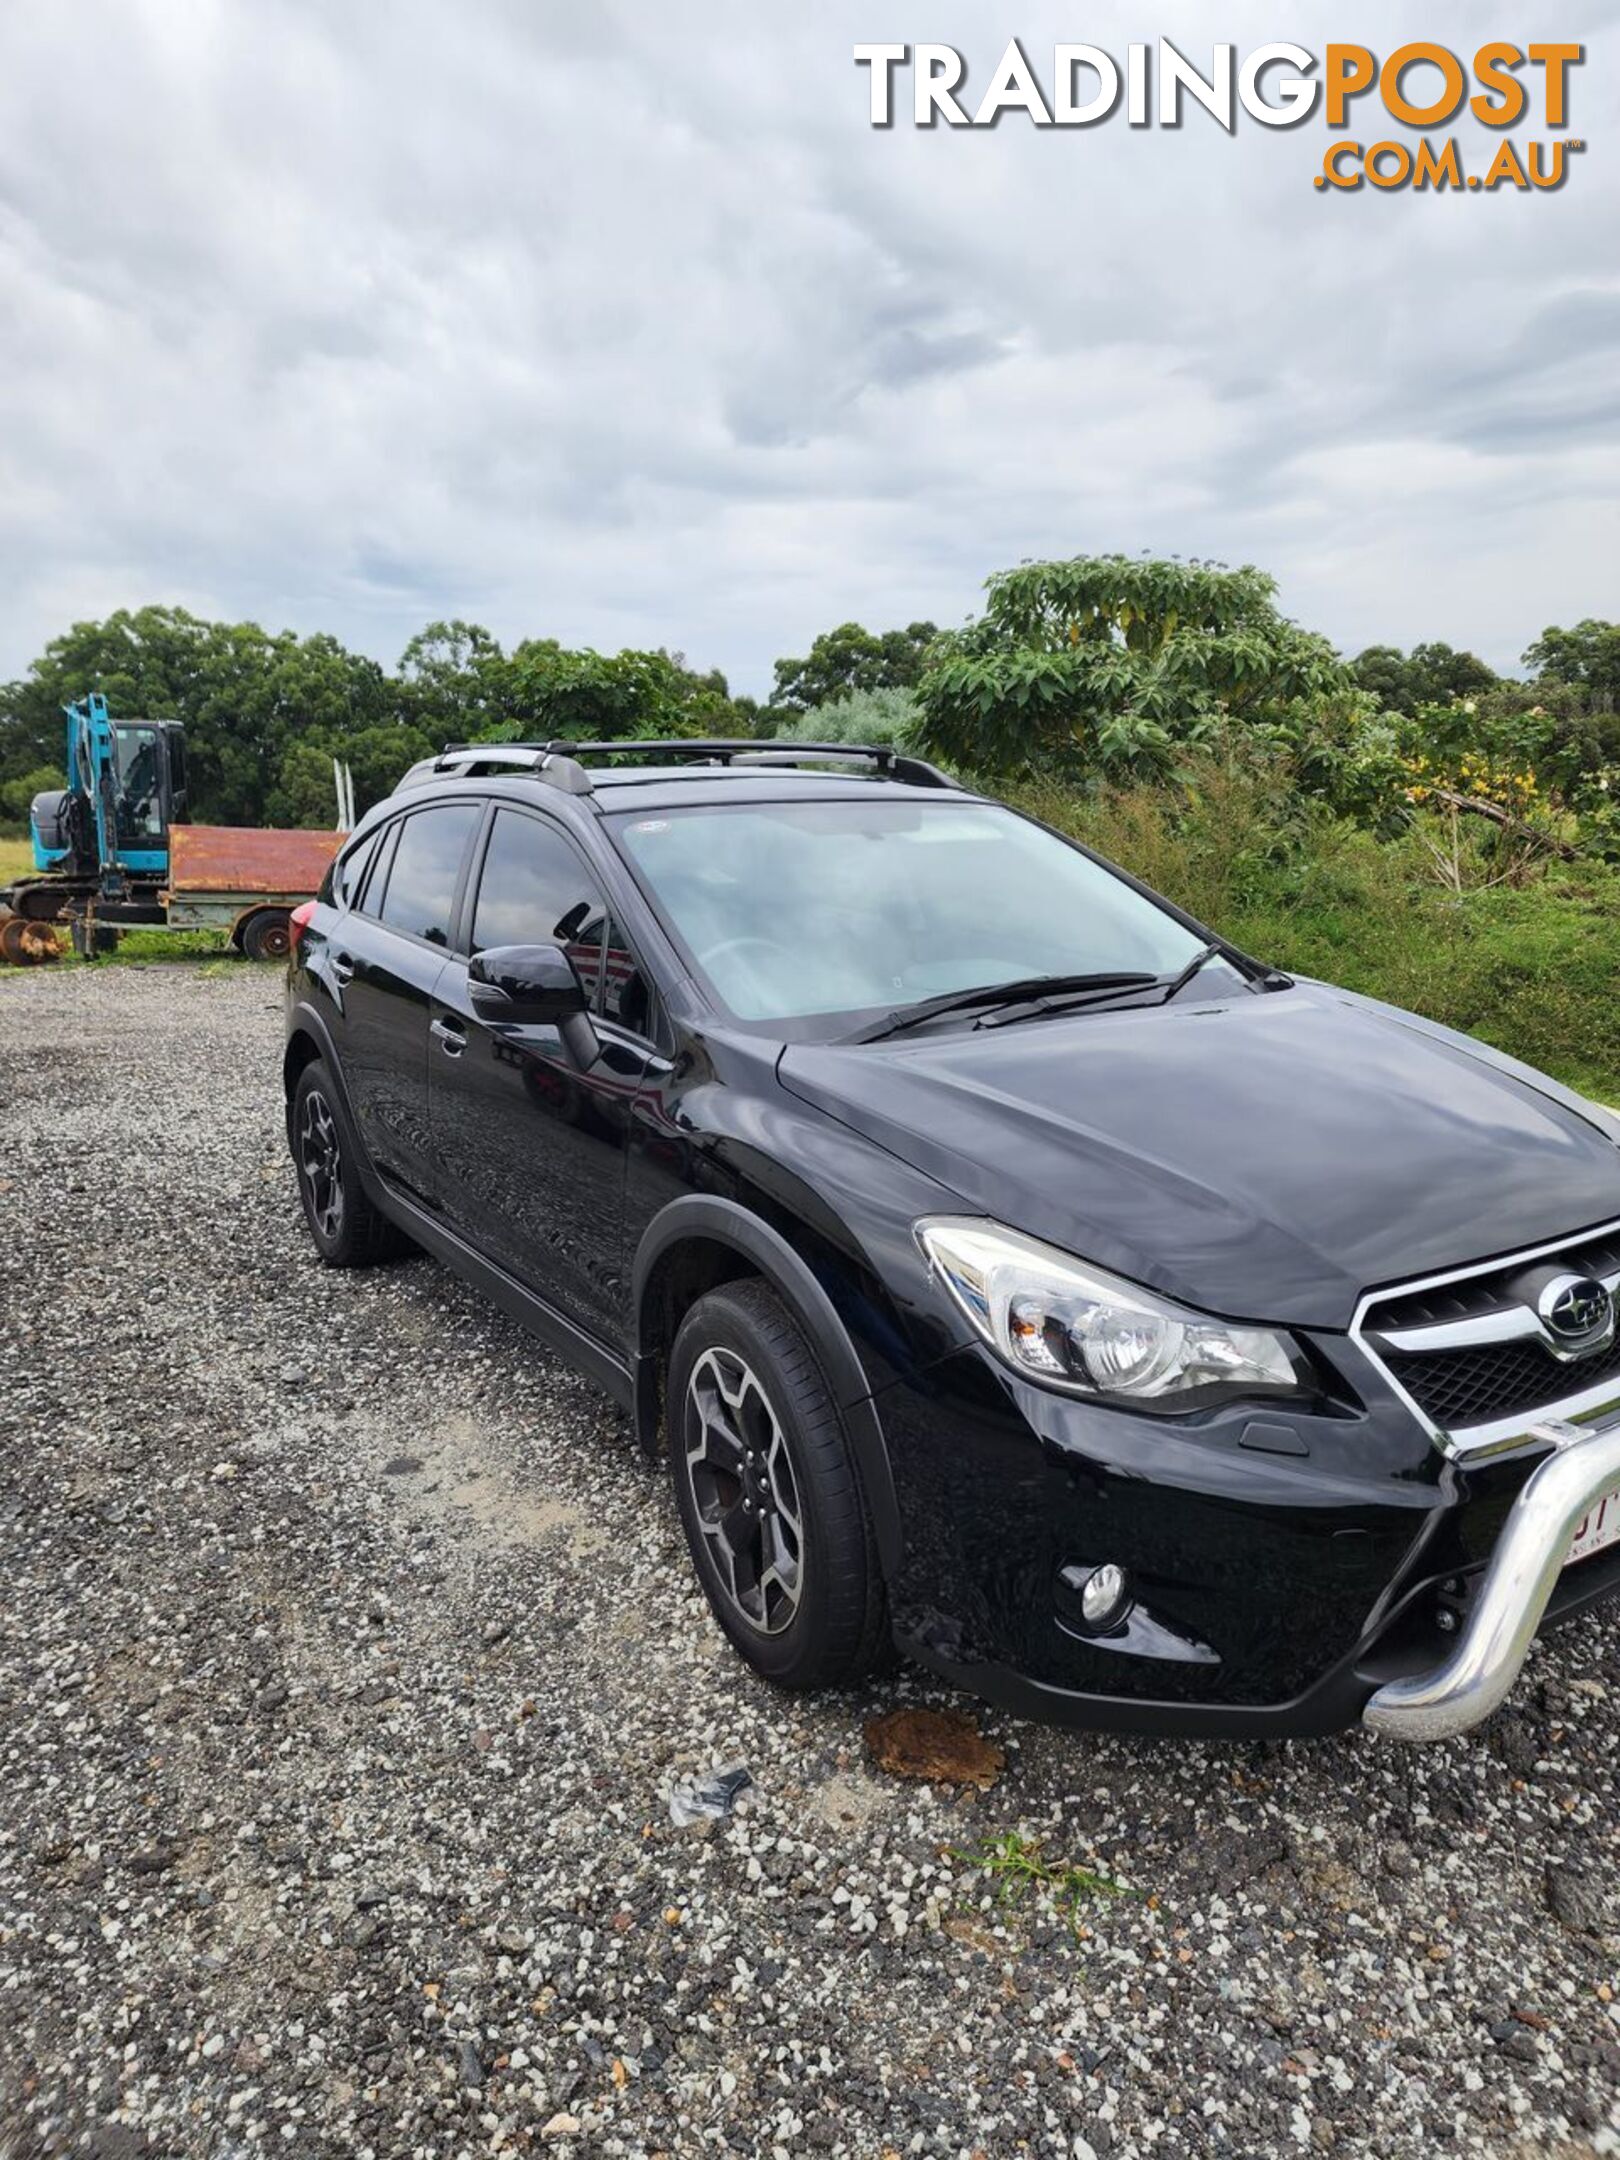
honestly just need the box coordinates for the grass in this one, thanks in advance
[0,835,32,882]
[1010,766,1620,1104]
[952,1830,1134,1937]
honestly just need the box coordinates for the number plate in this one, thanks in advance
[1567,1485,1620,1567]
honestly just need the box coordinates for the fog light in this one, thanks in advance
[1079,1562,1132,1631]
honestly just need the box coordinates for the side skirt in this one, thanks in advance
[370,1175,635,1413]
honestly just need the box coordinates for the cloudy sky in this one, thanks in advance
[0,2,1614,693]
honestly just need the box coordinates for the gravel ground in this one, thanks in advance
[1,961,1617,2160]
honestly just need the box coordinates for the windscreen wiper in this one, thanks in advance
[975,941,1265,1030]
[846,972,1161,1044]
[1154,939,1226,1003]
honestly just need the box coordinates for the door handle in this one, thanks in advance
[431,1017,466,1057]
[331,952,354,987]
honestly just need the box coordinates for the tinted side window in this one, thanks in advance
[377,805,480,947]
[355,822,398,919]
[471,810,607,996]
[334,827,382,910]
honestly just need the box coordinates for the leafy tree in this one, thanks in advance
[1411,641,1498,701]
[0,605,411,824]
[915,555,1347,779]
[266,740,354,829]
[769,621,939,713]
[0,762,60,830]
[1352,641,1497,712]
[398,620,508,742]
[1525,619,1620,701]
[494,641,695,741]
[485,642,752,744]
[658,651,759,736]
[266,721,437,826]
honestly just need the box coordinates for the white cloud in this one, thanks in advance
[0,0,1613,692]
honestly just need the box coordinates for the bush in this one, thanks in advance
[1,762,59,830]
[1011,752,1620,1102]
[773,687,922,748]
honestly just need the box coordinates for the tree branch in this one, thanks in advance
[1425,785,1578,861]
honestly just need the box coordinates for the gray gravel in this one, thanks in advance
[2,961,1618,2160]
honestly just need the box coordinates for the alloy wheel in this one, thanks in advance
[298,1087,344,1243]
[682,1346,805,1635]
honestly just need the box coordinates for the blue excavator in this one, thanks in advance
[1,693,346,965]
[4,694,190,937]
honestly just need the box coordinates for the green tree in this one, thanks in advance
[398,620,509,742]
[265,720,437,826]
[1525,619,1620,701]
[1352,641,1497,712]
[769,621,939,713]
[0,605,425,824]
[493,641,726,742]
[916,555,1347,779]
[0,762,60,830]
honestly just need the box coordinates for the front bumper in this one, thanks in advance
[870,1339,1620,1740]
[1362,1410,1620,1739]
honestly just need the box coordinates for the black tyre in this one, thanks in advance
[291,1061,410,1266]
[241,909,292,962]
[668,1280,889,1690]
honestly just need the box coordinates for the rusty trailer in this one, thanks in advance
[160,825,343,958]
[60,824,343,962]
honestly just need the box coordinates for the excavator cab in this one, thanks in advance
[30,698,189,881]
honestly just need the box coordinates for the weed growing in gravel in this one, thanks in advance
[953,1829,1134,1937]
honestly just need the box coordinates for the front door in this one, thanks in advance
[428,806,651,1343]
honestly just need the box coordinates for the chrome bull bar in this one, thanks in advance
[1364,1412,1620,1741]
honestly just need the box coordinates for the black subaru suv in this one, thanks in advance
[284,740,1620,1741]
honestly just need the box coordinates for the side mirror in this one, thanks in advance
[469,944,597,1064]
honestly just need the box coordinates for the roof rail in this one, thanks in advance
[429,738,958,794]
[430,742,592,793]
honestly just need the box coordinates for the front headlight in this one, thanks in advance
[917,1216,1305,1406]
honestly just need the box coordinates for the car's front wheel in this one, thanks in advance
[668,1281,889,1689]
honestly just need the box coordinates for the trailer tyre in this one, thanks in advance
[241,909,293,962]
[291,1061,412,1267]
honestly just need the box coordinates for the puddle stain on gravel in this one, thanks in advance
[370,1414,611,1560]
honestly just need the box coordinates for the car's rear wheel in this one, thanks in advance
[291,1061,410,1266]
[668,1281,889,1689]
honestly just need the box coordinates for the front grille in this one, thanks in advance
[1385,1332,1620,1430]
[1357,1218,1620,1447]
[1372,1226,1620,1337]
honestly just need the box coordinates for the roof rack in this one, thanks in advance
[430,738,959,797]
[427,743,593,793]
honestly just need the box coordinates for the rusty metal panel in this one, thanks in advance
[168,825,342,897]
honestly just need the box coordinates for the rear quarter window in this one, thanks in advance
[331,826,382,910]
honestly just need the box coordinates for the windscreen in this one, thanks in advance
[114,726,164,841]
[613,797,1206,1027]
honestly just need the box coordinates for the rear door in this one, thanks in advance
[332,800,481,1207]
[428,805,654,1342]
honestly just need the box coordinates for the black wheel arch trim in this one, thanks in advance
[629,1194,904,1578]
[283,1002,355,1135]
